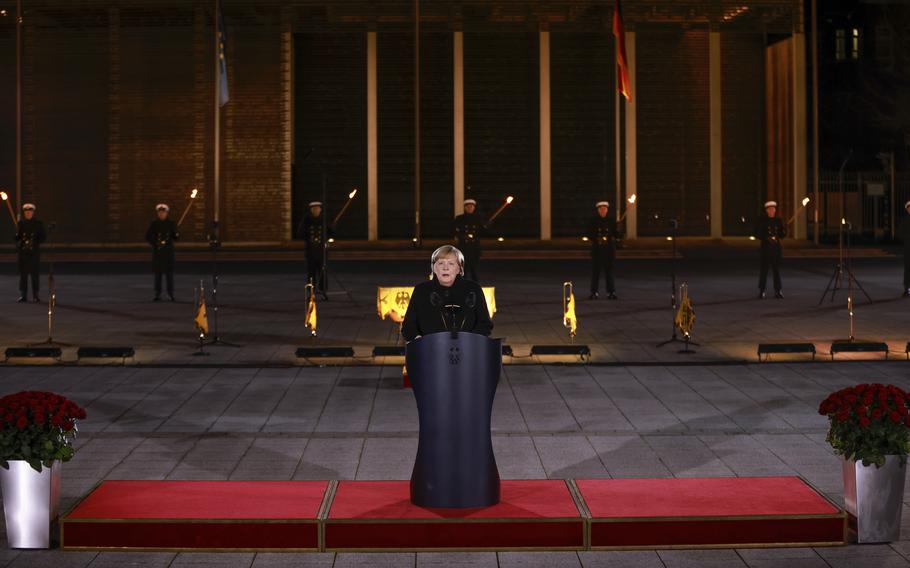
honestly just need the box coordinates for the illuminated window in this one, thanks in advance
[835,29,846,60]
[851,28,860,59]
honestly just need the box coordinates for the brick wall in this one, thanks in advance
[222,22,288,242]
[464,30,539,238]
[0,2,797,244]
[292,31,367,240]
[24,12,109,243]
[722,33,765,236]
[11,2,290,245]
[550,29,615,238]
[0,25,14,209]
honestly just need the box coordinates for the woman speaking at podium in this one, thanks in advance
[401,245,493,341]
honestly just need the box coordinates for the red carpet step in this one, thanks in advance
[324,480,586,551]
[576,477,845,549]
[61,477,845,551]
[62,481,328,551]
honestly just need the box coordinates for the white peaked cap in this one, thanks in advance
[155,203,169,211]
[596,201,609,208]
[463,199,477,205]
[308,201,323,207]
[22,203,36,211]
[764,201,777,208]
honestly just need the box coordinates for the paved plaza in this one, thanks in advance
[0,254,907,364]
[0,362,909,566]
[0,256,908,566]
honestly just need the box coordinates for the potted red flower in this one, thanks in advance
[0,391,86,549]
[818,383,910,543]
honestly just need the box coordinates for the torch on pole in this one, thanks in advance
[177,188,199,227]
[0,191,17,225]
[332,188,358,227]
[486,195,514,225]
[787,197,811,227]
[619,193,637,223]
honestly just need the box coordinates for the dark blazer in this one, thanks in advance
[401,275,493,341]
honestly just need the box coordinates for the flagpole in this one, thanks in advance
[213,0,220,228]
[615,82,621,224]
[15,0,22,215]
[413,0,421,245]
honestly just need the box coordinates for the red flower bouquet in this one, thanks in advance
[0,391,87,472]
[818,383,910,467]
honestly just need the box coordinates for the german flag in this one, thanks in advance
[613,0,632,100]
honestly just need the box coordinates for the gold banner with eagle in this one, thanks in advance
[377,286,497,323]
[674,283,695,338]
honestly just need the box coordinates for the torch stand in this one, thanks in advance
[656,220,698,349]
[205,221,241,348]
[30,223,70,347]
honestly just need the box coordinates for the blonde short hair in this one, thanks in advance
[430,245,465,276]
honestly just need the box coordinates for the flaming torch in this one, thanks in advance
[332,188,358,227]
[177,188,199,227]
[787,196,811,226]
[619,193,637,222]
[0,191,16,225]
[486,195,515,225]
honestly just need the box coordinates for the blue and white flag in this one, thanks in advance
[217,4,229,106]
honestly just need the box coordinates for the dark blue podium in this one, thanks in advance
[406,331,501,508]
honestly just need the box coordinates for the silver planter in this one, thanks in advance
[843,455,906,543]
[0,461,61,549]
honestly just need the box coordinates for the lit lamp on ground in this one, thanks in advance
[177,188,199,227]
[0,191,16,224]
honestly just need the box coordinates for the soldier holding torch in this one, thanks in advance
[14,202,46,303]
[146,204,180,302]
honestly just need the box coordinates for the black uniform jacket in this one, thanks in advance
[753,216,786,246]
[587,215,619,249]
[453,213,485,248]
[299,215,333,251]
[145,219,179,252]
[401,275,493,341]
[15,219,46,255]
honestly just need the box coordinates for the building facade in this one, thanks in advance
[0,1,805,244]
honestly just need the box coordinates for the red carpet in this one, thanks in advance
[577,477,845,548]
[61,477,845,551]
[324,480,585,550]
[62,481,328,550]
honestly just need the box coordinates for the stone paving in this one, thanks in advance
[0,256,908,566]
[0,361,908,566]
[0,255,908,365]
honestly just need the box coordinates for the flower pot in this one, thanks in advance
[843,455,906,543]
[0,461,61,549]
